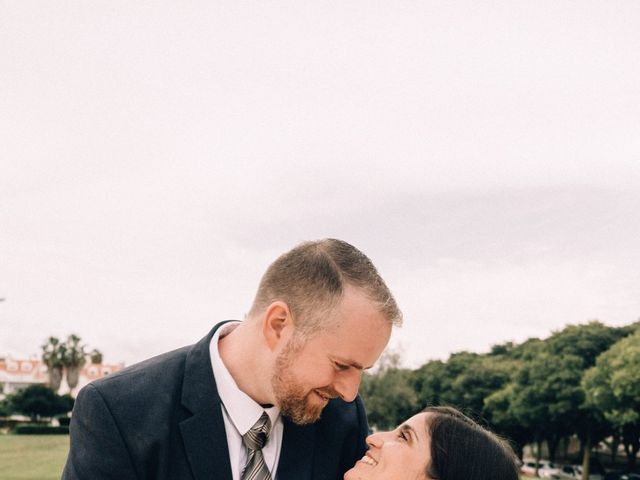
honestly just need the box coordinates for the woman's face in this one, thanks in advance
[344,412,431,480]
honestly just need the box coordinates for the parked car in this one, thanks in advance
[552,464,604,480]
[604,472,624,480]
[605,474,640,480]
[521,460,558,477]
[604,470,640,480]
[539,462,561,478]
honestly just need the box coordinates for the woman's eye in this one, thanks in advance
[398,431,407,441]
[335,362,349,371]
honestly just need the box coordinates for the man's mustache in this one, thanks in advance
[315,387,340,399]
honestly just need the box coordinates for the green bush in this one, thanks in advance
[7,385,74,419]
[14,424,69,435]
[57,416,71,426]
[0,418,23,430]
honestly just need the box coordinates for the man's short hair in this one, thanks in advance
[248,238,402,336]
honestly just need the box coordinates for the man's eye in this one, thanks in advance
[335,362,349,371]
[398,431,407,441]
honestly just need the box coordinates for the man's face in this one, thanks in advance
[271,286,392,425]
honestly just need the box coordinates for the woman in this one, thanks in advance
[345,406,520,480]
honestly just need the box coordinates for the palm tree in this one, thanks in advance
[41,337,66,391]
[64,334,87,390]
[89,348,103,364]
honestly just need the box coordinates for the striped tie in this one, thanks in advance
[241,412,272,480]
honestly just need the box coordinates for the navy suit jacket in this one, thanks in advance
[62,323,369,480]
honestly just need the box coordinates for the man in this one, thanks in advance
[62,239,402,480]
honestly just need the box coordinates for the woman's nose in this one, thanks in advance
[366,431,385,448]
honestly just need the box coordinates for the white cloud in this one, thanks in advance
[1,1,640,367]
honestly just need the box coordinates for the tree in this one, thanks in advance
[583,330,640,472]
[412,343,537,459]
[500,337,545,361]
[8,385,74,421]
[41,337,66,390]
[443,354,512,418]
[0,397,11,417]
[545,321,629,369]
[89,348,103,364]
[359,351,418,430]
[412,359,448,409]
[509,352,585,474]
[412,351,488,414]
[64,334,87,390]
[41,334,92,393]
[542,321,634,480]
[484,383,532,460]
[483,337,545,460]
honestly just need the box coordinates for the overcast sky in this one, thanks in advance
[2,1,640,368]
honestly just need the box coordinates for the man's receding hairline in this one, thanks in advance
[299,282,395,336]
[249,238,402,331]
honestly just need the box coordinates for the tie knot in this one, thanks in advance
[242,412,271,451]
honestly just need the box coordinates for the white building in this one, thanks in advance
[0,355,125,399]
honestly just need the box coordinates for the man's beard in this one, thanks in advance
[271,338,336,425]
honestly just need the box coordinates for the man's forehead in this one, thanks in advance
[301,314,391,361]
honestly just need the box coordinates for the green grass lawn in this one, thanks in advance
[0,435,69,480]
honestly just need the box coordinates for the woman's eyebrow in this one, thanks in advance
[399,424,417,444]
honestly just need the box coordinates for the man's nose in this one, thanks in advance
[333,369,362,403]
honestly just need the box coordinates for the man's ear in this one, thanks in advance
[262,301,293,350]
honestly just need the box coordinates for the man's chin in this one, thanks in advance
[286,406,323,425]
[280,396,325,425]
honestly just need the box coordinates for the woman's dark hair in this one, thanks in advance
[422,406,520,480]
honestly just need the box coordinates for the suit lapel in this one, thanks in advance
[179,322,235,480]
[178,321,317,480]
[276,417,316,480]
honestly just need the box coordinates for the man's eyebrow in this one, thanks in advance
[334,357,366,370]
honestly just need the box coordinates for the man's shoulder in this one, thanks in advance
[87,344,194,397]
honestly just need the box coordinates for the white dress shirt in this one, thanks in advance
[209,322,283,480]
